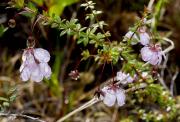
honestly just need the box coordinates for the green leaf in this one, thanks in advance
[48,0,79,16]
[77,37,89,46]
[60,30,67,36]
[51,22,59,28]
[9,94,17,102]
[7,87,17,95]
[31,0,43,6]
[0,97,8,102]
[15,0,24,8]
[81,50,90,61]
[3,102,9,107]
[27,2,37,12]
[0,25,8,37]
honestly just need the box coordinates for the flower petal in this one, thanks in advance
[149,53,159,65]
[103,91,116,107]
[101,86,116,106]
[20,67,30,81]
[116,89,126,106]
[34,48,50,62]
[39,63,52,79]
[116,71,126,81]
[139,32,150,45]
[24,52,36,66]
[30,66,43,82]
[141,46,153,62]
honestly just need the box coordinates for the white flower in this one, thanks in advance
[141,44,165,65]
[20,48,51,82]
[116,71,134,84]
[124,31,138,45]
[124,27,150,46]
[100,85,126,107]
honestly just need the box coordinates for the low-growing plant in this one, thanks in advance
[0,0,179,122]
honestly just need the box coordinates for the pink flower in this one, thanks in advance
[138,27,150,45]
[116,71,134,84]
[141,44,165,65]
[20,48,51,82]
[124,27,150,46]
[100,85,126,107]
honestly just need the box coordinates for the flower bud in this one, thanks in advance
[8,19,16,28]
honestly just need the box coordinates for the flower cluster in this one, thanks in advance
[20,48,51,82]
[100,84,125,107]
[125,26,165,65]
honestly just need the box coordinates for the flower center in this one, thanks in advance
[108,84,119,92]
[149,44,161,52]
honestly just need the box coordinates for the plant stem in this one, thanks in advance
[56,97,100,122]
[170,67,179,96]
[56,83,147,122]
[162,37,174,54]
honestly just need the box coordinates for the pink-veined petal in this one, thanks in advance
[103,91,116,107]
[39,63,52,79]
[34,48,50,63]
[149,53,159,65]
[141,46,153,62]
[101,86,116,106]
[116,89,126,106]
[139,32,150,45]
[30,66,43,82]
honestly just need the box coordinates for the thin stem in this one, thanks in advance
[111,62,115,83]
[170,67,179,96]
[56,83,147,122]
[99,62,106,83]
[160,53,169,77]
[157,74,169,91]
[162,37,174,54]
[112,107,118,122]
[56,97,100,122]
